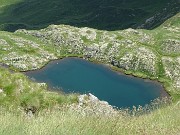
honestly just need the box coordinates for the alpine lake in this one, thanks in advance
[25,57,169,108]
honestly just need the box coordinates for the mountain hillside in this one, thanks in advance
[0,0,179,31]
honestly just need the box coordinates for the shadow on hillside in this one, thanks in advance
[0,0,179,32]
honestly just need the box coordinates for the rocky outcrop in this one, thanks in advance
[160,39,180,55]
[0,35,57,71]
[162,57,180,90]
[69,93,118,116]
[15,25,160,76]
[118,47,157,75]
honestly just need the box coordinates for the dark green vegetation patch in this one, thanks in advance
[0,0,179,31]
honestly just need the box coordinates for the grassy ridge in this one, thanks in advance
[0,67,77,111]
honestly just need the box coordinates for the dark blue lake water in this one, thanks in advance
[25,58,168,108]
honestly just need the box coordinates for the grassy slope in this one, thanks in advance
[0,103,180,135]
[0,67,77,110]
[0,0,179,31]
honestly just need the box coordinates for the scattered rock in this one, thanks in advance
[0,88,3,93]
[25,106,37,118]
[75,93,117,116]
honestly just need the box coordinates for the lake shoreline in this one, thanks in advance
[1,55,170,100]
[23,56,170,100]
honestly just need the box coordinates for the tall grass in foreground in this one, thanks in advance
[0,102,180,135]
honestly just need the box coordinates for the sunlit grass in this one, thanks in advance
[0,102,180,135]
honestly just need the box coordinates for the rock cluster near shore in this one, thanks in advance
[162,57,180,89]
[68,93,118,116]
[16,25,159,76]
[0,34,57,70]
